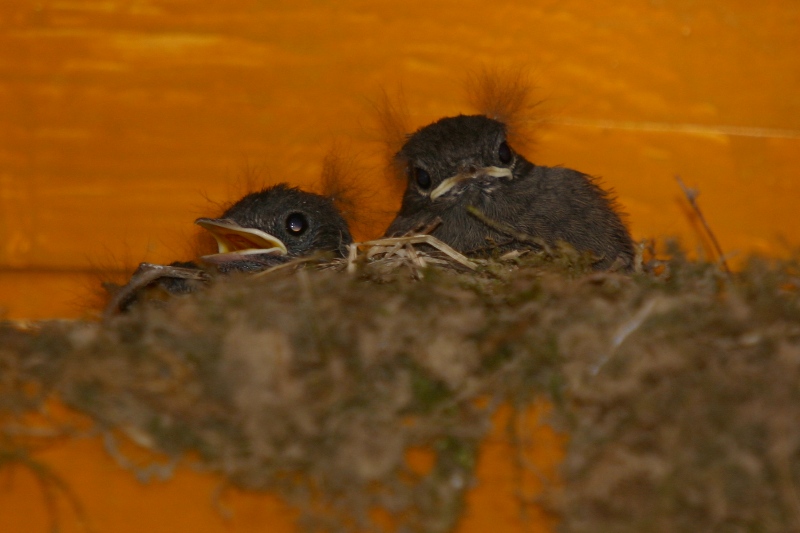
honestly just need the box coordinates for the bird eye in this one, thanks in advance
[285,212,308,235]
[414,167,431,189]
[498,141,512,164]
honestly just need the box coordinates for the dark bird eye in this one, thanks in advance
[286,212,308,235]
[414,167,431,190]
[498,141,512,164]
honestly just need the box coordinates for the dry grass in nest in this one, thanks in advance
[2,238,800,533]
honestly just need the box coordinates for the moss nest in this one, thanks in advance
[2,241,800,532]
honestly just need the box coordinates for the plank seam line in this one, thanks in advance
[555,118,800,139]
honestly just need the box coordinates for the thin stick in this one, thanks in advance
[356,235,477,270]
[675,175,731,275]
[249,253,329,279]
[405,243,427,269]
[346,243,358,274]
[465,206,553,255]
[415,217,442,236]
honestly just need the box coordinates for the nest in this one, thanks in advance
[2,239,800,533]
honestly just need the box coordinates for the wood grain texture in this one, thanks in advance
[0,3,796,530]
[1,0,798,316]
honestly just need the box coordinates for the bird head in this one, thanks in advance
[398,115,520,201]
[196,184,353,265]
[386,115,526,237]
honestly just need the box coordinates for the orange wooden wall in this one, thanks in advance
[0,399,563,533]
[1,2,799,313]
[0,3,798,531]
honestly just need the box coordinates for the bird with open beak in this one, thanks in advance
[105,184,353,317]
[384,114,635,270]
[197,183,352,272]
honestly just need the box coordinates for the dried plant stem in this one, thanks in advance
[466,206,553,255]
[250,253,329,279]
[355,235,477,270]
[675,175,731,275]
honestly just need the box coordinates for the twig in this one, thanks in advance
[675,175,731,276]
[346,243,358,274]
[355,235,477,270]
[465,206,553,255]
[591,297,662,375]
[405,243,427,269]
[415,217,443,236]
[250,253,329,279]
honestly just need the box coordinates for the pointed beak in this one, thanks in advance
[429,166,513,200]
[195,217,288,257]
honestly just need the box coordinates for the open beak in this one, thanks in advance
[429,166,512,200]
[195,218,288,260]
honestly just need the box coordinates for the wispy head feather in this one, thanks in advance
[371,88,412,188]
[320,143,376,240]
[465,66,543,153]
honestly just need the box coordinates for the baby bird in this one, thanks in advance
[385,115,634,269]
[105,184,353,317]
[197,183,353,273]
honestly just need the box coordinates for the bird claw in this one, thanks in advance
[103,263,210,321]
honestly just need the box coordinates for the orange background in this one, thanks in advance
[1,400,563,533]
[1,0,799,319]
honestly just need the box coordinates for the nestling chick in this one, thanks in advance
[385,115,634,269]
[106,184,353,317]
[197,183,353,273]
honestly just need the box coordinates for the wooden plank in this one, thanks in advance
[0,400,561,533]
[1,0,798,316]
